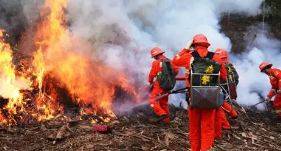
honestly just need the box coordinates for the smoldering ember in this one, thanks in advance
[1,0,281,151]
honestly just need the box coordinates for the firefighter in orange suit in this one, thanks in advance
[260,62,281,117]
[148,47,179,123]
[214,48,238,139]
[173,34,227,151]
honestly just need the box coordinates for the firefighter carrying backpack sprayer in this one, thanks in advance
[215,48,239,101]
[189,51,224,109]
[223,63,239,100]
[157,58,176,90]
[148,47,179,123]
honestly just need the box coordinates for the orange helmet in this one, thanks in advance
[193,34,210,47]
[150,47,165,58]
[215,48,228,59]
[259,62,272,72]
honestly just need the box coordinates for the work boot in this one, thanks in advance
[157,114,168,122]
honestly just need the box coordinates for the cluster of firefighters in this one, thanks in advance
[147,34,281,151]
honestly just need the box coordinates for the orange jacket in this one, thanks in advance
[148,55,179,84]
[173,47,227,87]
[267,68,281,98]
[172,48,192,87]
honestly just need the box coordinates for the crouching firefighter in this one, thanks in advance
[148,47,179,123]
[173,34,227,151]
[259,62,281,116]
[213,48,239,139]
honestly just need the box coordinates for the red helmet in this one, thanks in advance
[259,62,272,72]
[150,47,165,58]
[193,34,210,47]
[215,48,228,59]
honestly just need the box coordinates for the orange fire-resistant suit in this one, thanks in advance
[267,68,281,117]
[173,47,227,151]
[148,55,179,123]
[214,57,238,139]
[214,101,238,139]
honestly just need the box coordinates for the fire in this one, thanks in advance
[0,0,141,126]
[0,30,31,125]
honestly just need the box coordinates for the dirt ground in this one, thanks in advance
[1,104,281,151]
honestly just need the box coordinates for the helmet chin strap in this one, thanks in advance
[189,47,195,53]
[154,54,161,60]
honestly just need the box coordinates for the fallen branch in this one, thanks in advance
[115,132,157,143]
[47,123,73,144]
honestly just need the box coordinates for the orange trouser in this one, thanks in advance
[221,110,231,130]
[214,108,223,139]
[188,107,216,151]
[215,101,239,139]
[148,86,170,122]
[273,94,281,117]
[214,107,232,139]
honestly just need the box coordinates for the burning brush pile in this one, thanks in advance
[0,0,141,127]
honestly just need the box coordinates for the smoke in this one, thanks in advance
[66,0,263,109]
[0,0,43,27]
[0,0,44,45]
[214,0,264,16]
[233,24,281,110]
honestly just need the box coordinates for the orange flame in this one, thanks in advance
[0,0,141,125]
[0,30,31,125]
[32,0,141,120]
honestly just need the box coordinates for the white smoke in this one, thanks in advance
[21,0,43,24]
[66,0,265,109]
[233,24,281,110]
[214,0,264,16]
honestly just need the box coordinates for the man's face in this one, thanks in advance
[153,55,159,60]
[221,57,228,62]
[262,68,270,76]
